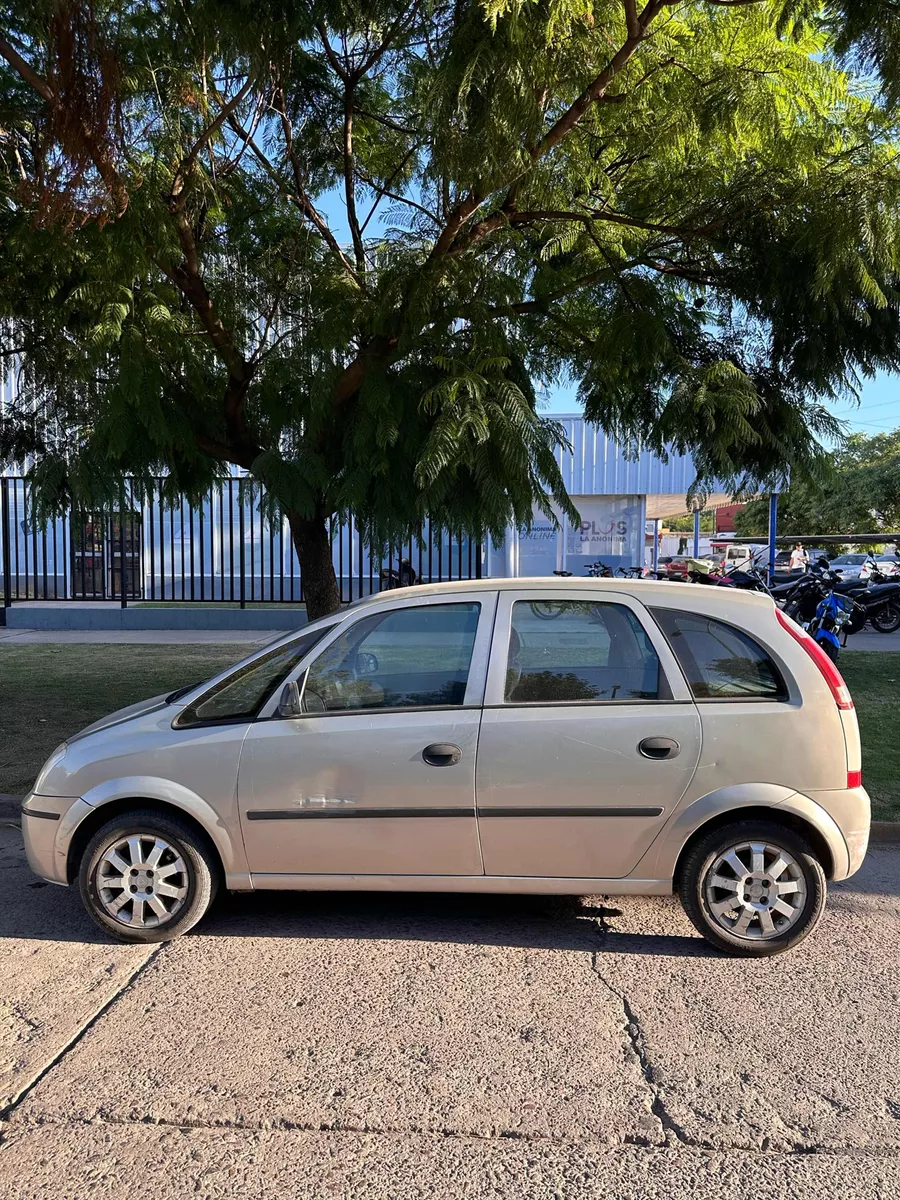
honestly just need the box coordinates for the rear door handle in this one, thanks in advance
[638,736,680,760]
[422,743,462,767]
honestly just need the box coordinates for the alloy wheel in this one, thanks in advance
[95,833,189,929]
[703,841,807,941]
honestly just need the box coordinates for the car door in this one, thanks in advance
[237,592,496,879]
[475,590,701,880]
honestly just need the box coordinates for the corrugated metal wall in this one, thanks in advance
[553,418,715,497]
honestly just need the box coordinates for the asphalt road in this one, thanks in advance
[1,823,898,1198]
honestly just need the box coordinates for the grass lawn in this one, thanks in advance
[0,644,244,796]
[1,643,897,823]
[839,651,900,823]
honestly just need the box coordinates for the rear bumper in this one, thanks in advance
[21,793,87,886]
[795,786,871,880]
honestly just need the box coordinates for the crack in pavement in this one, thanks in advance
[586,905,693,1148]
[0,944,164,1131]
[588,912,830,1156]
[4,1110,900,1161]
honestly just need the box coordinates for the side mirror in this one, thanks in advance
[277,670,307,717]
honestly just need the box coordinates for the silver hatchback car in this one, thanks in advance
[22,580,870,956]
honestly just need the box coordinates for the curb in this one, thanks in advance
[1,792,898,842]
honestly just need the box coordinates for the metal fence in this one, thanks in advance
[0,477,482,607]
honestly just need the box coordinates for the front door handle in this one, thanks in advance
[638,736,681,760]
[422,742,462,767]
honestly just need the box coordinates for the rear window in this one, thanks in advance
[651,609,786,701]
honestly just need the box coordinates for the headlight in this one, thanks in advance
[33,743,68,795]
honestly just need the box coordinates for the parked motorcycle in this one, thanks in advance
[782,568,900,634]
[379,558,419,589]
[807,590,856,662]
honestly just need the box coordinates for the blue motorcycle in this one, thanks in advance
[806,590,856,662]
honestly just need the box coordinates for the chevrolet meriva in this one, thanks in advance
[22,580,870,956]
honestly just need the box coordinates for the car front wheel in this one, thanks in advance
[678,820,826,956]
[79,809,218,943]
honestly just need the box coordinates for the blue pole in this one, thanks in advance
[768,493,779,585]
[653,519,660,573]
[692,508,700,558]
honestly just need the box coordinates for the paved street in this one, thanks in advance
[0,823,898,1198]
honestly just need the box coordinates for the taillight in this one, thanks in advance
[847,769,862,788]
[775,608,854,710]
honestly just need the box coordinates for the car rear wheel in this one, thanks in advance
[79,809,217,943]
[678,820,826,956]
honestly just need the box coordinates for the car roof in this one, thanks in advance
[349,576,775,613]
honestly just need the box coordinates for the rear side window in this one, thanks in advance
[505,600,662,703]
[651,609,786,700]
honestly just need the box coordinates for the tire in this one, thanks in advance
[677,820,827,957]
[818,637,840,663]
[530,600,562,620]
[79,809,218,943]
[870,603,900,634]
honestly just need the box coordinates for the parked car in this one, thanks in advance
[873,556,900,577]
[828,554,876,580]
[23,579,869,957]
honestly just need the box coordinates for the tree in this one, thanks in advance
[3,2,900,616]
[735,429,900,537]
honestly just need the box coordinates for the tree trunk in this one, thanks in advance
[287,507,342,620]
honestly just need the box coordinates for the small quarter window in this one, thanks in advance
[651,609,786,700]
[505,600,662,703]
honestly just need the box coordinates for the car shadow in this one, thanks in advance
[0,866,714,955]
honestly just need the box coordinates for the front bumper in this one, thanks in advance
[21,793,90,886]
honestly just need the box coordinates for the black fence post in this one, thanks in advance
[238,486,246,609]
[119,494,127,609]
[1,477,11,611]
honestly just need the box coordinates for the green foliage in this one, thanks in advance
[3,1,900,609]
[734,429,900,535]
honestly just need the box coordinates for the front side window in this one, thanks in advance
[651,609,786,700]
[302,602,480,713]
[505,601,662,703]
[177,625,336,725]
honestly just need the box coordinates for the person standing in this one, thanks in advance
[789,542,809,572]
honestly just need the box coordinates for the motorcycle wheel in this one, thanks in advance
[818,638,840,663]
[870,603,900,634]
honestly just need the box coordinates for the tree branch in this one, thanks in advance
[342,87,365,269]
[228,109,363,286]
[171,75,254,202]
[0,33,53,102]
[0,31,128,212]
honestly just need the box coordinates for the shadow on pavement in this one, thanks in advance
[3,826,893,953]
